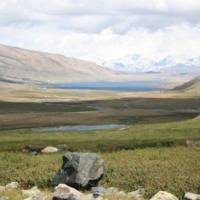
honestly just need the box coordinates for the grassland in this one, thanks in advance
[0,116,200,198]
[0,97,199,130]
[1,146,200,199]
[0,96,200,199]
[1,116,200,152]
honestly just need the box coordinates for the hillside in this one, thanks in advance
[0,44,125,84]
[174,76,200,93]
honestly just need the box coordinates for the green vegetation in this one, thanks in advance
[0,189,23,200]
[0,117,200,198]
[0,98,200,199]
[0,147,200,198]
[0,97,199,130]
[1,116,200,152]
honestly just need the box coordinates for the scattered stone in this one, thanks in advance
[150,191,178,200]
[85,193,94,200]
[116,191,126,198]
[24,196,43,200]
[91,187,106,197]
[22,186,43,200]
[104,187,119,196]
[53,184,84,200]
[0,196,9,200]
[41,146,58,153]
[5,182,19,190]
[22,145,42,154]
[94,197,103,200]
[186,140,200,149]
[184,192,200,200]
[52,152,105,188]
[127,188,145,198]
[0,186,5,193]
[57,144,68,151]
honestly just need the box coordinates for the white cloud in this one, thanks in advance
[0,0,200,72]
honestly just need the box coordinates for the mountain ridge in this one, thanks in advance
[173,76,200,92]
[0,43,125,84]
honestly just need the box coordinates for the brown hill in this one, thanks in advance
[0,44,124,84]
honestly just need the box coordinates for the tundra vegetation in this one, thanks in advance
[0,95,200,199]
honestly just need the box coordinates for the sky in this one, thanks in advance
[0,0,200,72]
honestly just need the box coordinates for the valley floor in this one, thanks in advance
[0,89,200,199]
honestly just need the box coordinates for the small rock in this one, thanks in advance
[104,187,119,196]
[57,144,68,151]
[117,191,126,198]
[22,186,43,200]
[85,194,95,200]
[186,140,200,149]
[41,146,58,153]
[91,187,106,197]
[150,191,178,200]
[24,197,43,200]
[0,196,9,200]
[5,182,19,190]
[0,186,5,193]
[53,184,84,200]
[94,197,103,200]
[184,192,200,200]
[127,188,145,198]
[22,145,42,154]
[52,152,105,188]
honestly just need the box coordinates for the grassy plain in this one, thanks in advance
[0,146,200,199]
[0,93,200,199]
[0,116,200,198]
[0,97,199,130]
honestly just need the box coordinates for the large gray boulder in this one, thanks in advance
[52,152,105,188]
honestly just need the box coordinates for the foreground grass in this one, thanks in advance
[1,114,200,198]
[0,190,23,200]
[0,147,200,198]
[1,116,200,152]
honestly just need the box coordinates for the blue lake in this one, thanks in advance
[52,81,164,92]
[32,124,126,132]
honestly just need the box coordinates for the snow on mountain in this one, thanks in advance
[103,54,200,75]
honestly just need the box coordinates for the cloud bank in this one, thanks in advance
[0,0,200,72]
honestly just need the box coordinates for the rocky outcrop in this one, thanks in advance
[52,152,105,189]
[150,191,179,200]
[5,182,200,200]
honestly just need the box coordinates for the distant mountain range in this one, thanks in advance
[0,44,131,84]
[103,54,200,76]
[0,43,198,90]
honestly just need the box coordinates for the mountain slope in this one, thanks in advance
[173,76,200,92]
[0,44,123,84]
